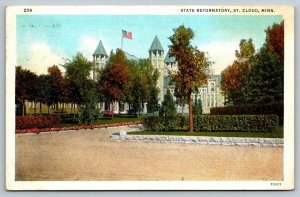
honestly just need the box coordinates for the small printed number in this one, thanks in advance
[24,8,32,12]
[271,182,281,186]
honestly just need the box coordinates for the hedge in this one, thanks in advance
[143,116,187,131]
[194,115,279,133]
[210,102,283,124]
[16,120,143,134]
[16,115,60,130]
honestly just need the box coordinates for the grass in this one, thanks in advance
[128,126,283,138]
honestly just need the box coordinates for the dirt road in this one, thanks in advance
[15,126,283,181]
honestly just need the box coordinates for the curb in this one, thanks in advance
[111,133,284,147]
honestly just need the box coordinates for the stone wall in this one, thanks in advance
[111,133,283,147]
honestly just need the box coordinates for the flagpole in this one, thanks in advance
[121,30,123,50]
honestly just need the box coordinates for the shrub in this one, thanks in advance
[193,115,279,132]
[143,116,187,131]
[210,102,283,124]
[16,115,60,129]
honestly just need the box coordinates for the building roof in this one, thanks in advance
[164,52,176,63]
[149,36,164,52]
[125,52,139,61]
[93,40,107,56]
[209,75,222,86]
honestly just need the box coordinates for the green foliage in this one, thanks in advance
[79,80,99,125]
[15,66,39,115]
[169,25,212,132]
[235,39,255,61]
[210,102,283,124]
[245,47,283,104]
[160,89,176,117]
[221,39,254,105]
[193,115,279,133]
[124,58,157,115]
[143,116,187,132]
[193,99,202,116]
[64,53,97,124]
[47,65,64,109]
[147,68,160,114]
[64,53,93,105]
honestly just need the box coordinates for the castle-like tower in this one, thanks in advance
[149,36,165,103]
[92,40,108,80]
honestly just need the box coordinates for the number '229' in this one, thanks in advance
[24,8,32,12]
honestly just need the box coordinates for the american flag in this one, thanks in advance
[122,30,132,40]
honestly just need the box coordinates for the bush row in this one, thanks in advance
[143,115,279,133]
[210,102,283,124]
[16,115,60,130]
[143,116,187,131]
[16,121,143,134]
[194,115,279,132]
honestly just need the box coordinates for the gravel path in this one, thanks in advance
[15,126,283,181]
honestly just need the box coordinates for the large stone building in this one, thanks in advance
[148,36,224,114]
[92,36,224,114]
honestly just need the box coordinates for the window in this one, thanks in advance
[211,83,215,92]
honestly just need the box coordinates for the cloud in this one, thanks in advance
[78,35,111,61]
[23,42,66,75]
[198,41,239,75]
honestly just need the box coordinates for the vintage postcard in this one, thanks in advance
[6,5,294,190]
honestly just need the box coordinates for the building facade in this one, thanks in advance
[93,36,224,114]
[149,36,224,114]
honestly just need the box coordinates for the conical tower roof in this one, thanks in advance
[149,36,164,52]
[164,52,176,63]
[93,40,107,56]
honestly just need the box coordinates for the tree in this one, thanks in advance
[47,65,64,111]
[169,25,211,132]
[244,21,284,104]
[100,49,129,119]
[15,66,38,116]
[245,47,283,104]
[147,68,160,114]
[265,21,284,61]
[193,99,203,116]
[160,89,176,117]
[64,53,97,124]
[64,53,93,105]
[36,74,51,115]
[221,39,255,105]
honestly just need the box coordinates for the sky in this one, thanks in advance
[16,14,283,75]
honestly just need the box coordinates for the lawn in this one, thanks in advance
[128,126,283,138]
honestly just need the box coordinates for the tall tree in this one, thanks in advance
[100,49,129,119]
[15,66,38,116]
[147,68,160,114]
[221,39,255,105]
[36,74,51,115]
[64,53,97,124]
[245,47,283,104]
[47,65,64,111]
[265,21,284,61]
[169,25,211,132]
[244,21,284,104]
[193,99,203,116]
[159,89,176,117]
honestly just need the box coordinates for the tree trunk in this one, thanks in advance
[48,105,50,114]
[111,101,114,120]
[22,100,26,116]
[39,101,42,115]
[188,94,193,132]
[34,101,37,115]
